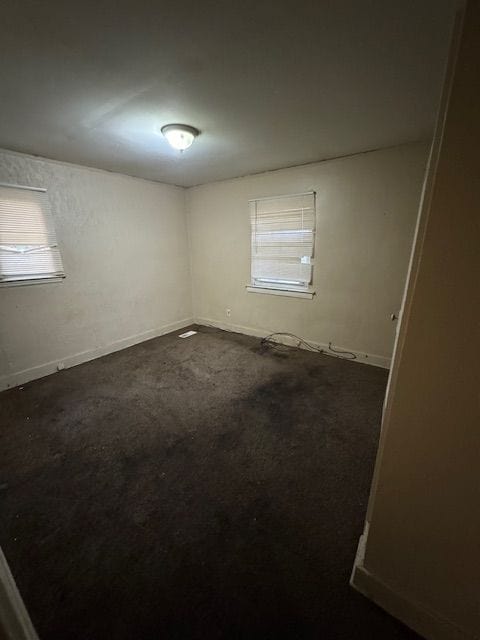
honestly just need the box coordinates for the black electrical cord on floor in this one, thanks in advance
[326,341,357,359]
[261,332,357,360]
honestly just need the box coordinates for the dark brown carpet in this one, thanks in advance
[0,325,420,639]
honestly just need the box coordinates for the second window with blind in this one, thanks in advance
[249,191,316,296]
[0,184,65,286]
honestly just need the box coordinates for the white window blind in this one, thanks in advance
[0,184,65,285]
[250,191,316,291]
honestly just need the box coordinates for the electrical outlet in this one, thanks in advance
[226,308,231,317]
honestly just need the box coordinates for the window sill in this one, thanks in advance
[0,276,65,288]
[246,285,315,300]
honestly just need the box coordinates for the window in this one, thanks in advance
[0,183,65,286]
[249,191,316,296]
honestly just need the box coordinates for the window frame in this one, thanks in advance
[247,191,316,299]
[0,182,65,287]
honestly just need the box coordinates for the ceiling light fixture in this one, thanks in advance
[161,124,200,151]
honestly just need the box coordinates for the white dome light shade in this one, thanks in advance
[161,124,199,151]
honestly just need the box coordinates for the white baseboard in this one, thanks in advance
[1,315,389,391]
[351,549,476,640]
[0,547,39,640]
[0,317,194,391]
[195,317,391,369]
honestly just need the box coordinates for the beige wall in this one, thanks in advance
[187,142,428,366]
[352,3,480,639]
[0,142,427,389]
[0,150,192,390]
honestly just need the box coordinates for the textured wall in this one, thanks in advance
[0,141,428,388]
[187,142,428,365]
[0,151,192,388]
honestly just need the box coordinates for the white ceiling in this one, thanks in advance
[0,1,456,187]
